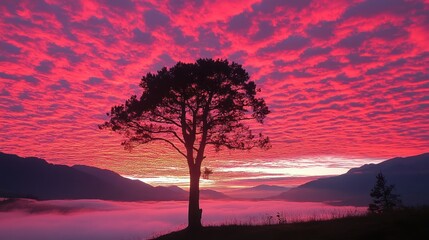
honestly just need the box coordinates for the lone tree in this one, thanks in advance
[100,58,270,229]
[368,171,401,214]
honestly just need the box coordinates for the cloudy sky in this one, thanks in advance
[1,0,428,189]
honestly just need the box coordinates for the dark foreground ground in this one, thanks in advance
[154,207,429,240]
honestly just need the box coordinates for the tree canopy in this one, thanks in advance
[101,58,270,163]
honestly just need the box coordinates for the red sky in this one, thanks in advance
[1,0,428,189]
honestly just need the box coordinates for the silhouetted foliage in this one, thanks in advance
[276,212,287,224]
[100,58,270,229]
[368,172,401,214]
[202,167,213,180]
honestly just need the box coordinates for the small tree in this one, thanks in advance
[100,58,270,230]
[368,171,401,214]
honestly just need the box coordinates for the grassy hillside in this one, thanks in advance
[154,207,429,240]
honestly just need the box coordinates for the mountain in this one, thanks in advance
[161,185,228,199]
[226,184,291,199]
[277,153,429,206]
[200,189,229,199]
[0,152,189,201]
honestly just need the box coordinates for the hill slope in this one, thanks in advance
[0,152,187,201]
[277,153,429,206]
[155,207,429,240]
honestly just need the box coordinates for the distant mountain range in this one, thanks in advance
[2,152,428,206]
[164,184,229,200]
[0,152,226,201]
[226,184,290,199]
[277,153,429,206]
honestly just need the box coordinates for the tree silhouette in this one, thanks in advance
[368,171,401,214]
[100,58,270,230]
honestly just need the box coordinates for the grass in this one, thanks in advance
[153,207,429,240]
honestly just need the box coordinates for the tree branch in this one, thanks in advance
[151,112,182,128]
[129,120,185,145]
[151,137,187,158]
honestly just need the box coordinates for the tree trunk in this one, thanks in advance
[187,165,202,230]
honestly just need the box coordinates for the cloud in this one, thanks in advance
[0,41,21,62]
[305,21,335,40]
[170,27,194,45]
[151,53,176,71]
[336,32,369,49]
[252,0,312,12]
[9,104,24,112]
[191,27,224,58]
[251,21,275,41]
[346,53,375,65]
[228,51,247,63]
[100,0,135,10]
[26,0,77,41]
[143,9,170,29]
[84,77,104,85]
[342,0,424,19]
[366,58,407,75]
[49,79,71,91]
[269,70,315,80]
[300,47,331,58]
[319,95,346,105]
[372,23,408,40]
[0,72,40,84]
[22,76,40,84]
[19,90,36,100]
[84,92,104,99]
[0,0,23,14]
[132,28,154,44]
[114,57,130,66]
[0,89,10,96]
[2,16,36,29]
[47,43,81,64]
[332,73,362,84]
[102,69,114,79]
[0,41,21,55]
[227,12,252,34]
[0,72,19,81]
[71,16,115,45]
[315,58,344,70]
[35,60,55,74]
[258,35,310,54]
[167,0,187,11]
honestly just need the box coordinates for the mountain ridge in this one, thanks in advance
[277,153,429,206]
[225,184,291,199]
[0,152,224,201]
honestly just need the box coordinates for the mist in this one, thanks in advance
[0,199,365,240]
